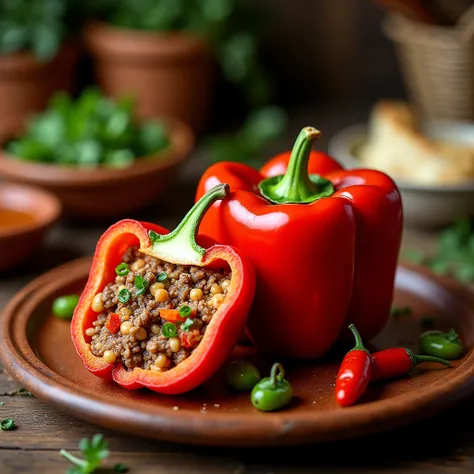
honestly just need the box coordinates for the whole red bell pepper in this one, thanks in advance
[71,184,256,394]
[195,126,403,359]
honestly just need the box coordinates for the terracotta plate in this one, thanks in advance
[1,257,474,447]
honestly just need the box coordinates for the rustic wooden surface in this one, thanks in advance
[1,105,473,473]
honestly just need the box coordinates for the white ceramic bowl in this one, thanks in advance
[328,121,474,229]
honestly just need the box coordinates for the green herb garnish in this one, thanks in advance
[404,218,474,283]
[0,418,16,430]
[115,263,129,277]
[60,434,114,474]
[178,305,192,319]
[134,275,148,296]
[181,318,194,332]
[162,323,177,338]
[118,288,130,304]
[157,272,168,282]
[0,402,4,406]
[6,87,170,168]
[0,0,71,61]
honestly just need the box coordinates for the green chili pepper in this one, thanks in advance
[225,360,261,391]
[420,329,464,360]
[178,305,192,318]
[251,362,292,411]
[115,263,129,276]
[52,294,80,320]
[162,323,177,338]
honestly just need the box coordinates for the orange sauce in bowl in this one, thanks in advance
[0,208,36,231]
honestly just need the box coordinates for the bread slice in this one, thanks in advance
[358,100,474,185]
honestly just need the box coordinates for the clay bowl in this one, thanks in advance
[0,182,61,272]
[0,116,194,221]
[2,257,474,446]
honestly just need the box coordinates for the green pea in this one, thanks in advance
[52,294,80,320]
[420,329,464,360]
[251,362,292,412]
[225,360,261,391]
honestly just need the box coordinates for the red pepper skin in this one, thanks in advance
[335,325,372,407]
[371,348,451,382]
[195,143,402,358]
[105,313,121,334]
[71,217,256,395]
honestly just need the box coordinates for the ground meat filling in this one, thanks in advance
[87,246,232,371]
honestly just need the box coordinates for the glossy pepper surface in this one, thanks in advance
[371,347,451,382]
[195,127,403,359]
[71,184,256,395]
[335,325,372,407]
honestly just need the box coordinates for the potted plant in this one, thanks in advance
[0,87,194,220]
[0,0,82,128]
[82,0,270,134]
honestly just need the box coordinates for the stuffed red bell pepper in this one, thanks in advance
[71,184,256,394]
[195,127,403,359]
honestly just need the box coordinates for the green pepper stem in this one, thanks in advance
[270,362,285,388]
[348,324,369,354]
[146,184,228,265]
[59,449,88,468]
[258,127,335,204]
[408,351,451,369]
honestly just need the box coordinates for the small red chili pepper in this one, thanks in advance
[335,324,372,407]
[371,347,451,382]
[105,313,121,334]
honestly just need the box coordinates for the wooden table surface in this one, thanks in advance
[1,106,473,473]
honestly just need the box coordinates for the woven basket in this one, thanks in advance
[382,5,474,120]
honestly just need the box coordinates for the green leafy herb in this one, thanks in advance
[115,263,130,277]
[205,105,288,166]
[5,87,170,168]
[181,318,194,332]
[162,322,177,338]
[101,0,271,108]
[0,402,4,406]
[134,275,149,296]
[118,288,131,304]
[0,0,74,61]
[113,463,129,473]
[60,434,112,474]
[157,272,168,282]
[404,219,474,283]
[0,418,16,430]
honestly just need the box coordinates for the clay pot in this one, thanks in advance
[0,182,61,272]
[83,22,215,134]
[0,42,79,126]
[0,116,194,221]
